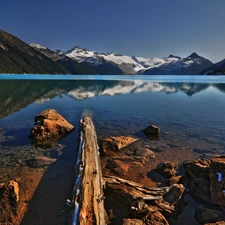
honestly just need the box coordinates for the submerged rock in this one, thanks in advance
[100,135,138,153]
[195,208,225,224]
[106,159,130,176]
[143,125,160,136]
[189,177,211,203]
[26,156,56,168]
[28,109,74,149]
[143,125,160,140]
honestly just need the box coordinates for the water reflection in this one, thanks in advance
[1,79,225,119]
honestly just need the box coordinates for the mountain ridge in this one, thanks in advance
[57,46,214,75]
[0,30,71,74]
[0,29,223,75]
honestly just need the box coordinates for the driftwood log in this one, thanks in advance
[70,116,106,225]
[70,116,185,224]
[103,175,185,220]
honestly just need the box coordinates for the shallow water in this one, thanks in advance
[1,75,225,224]
[1,76,225,183]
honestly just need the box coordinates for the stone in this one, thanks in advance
[155,162,179,179]
[26,156,56,168]
[143,125,160,140]
[189,177,211,203]
[184,158,210,179]
[195,208,224,224]
[210,156,225,206]
[0,180,20,223]
[143,125,160,135]
[100,135,138,153]
[28,109,74,148]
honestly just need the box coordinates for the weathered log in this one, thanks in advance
[103,175,185,218]
[70,117,106,225]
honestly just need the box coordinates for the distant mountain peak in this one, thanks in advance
[188,52,200,59]
[168,54,181,59]
[67,46,89,53]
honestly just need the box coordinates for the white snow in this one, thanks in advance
[30,43,47,49]
[65,47,184,73]
[62,46,204,74]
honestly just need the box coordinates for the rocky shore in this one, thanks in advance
[100,134,225,225]
[1,110,225,225]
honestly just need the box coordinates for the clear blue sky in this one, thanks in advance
[1,0,225,63]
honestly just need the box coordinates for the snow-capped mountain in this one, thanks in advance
[64,46,213,75]
[199,58,225,75]
[140,53,213,75]
[29,42,214,75]
[65,46,182,74]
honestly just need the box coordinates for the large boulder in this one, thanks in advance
[28,109,74,148]
[0,180,20,223]
[210,156,225,206]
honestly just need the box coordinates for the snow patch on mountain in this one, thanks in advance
[64,46,185,73]
[30,42,213,75]
[30,43,47,49]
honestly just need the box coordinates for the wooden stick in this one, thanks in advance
[70,117,106,225]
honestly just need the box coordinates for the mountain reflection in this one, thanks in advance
[0,79,224,119]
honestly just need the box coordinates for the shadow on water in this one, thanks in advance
[20,116,80,225]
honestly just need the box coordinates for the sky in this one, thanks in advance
[1,0,225,63]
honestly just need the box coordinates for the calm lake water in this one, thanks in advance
[1,75,225,183]
[1,75,225,224]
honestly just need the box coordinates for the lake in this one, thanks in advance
[0,75,225,224]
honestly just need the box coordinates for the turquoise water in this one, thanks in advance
[1,74,225,83]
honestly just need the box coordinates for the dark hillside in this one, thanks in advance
[0,30,70,74]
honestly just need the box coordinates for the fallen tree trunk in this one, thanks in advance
[103,175,185,219]
[70,116,185,225]
[70,116,106,225]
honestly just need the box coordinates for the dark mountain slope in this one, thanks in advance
[0,30,70,74]
[199,58,225,75]
[30,45,124,75]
